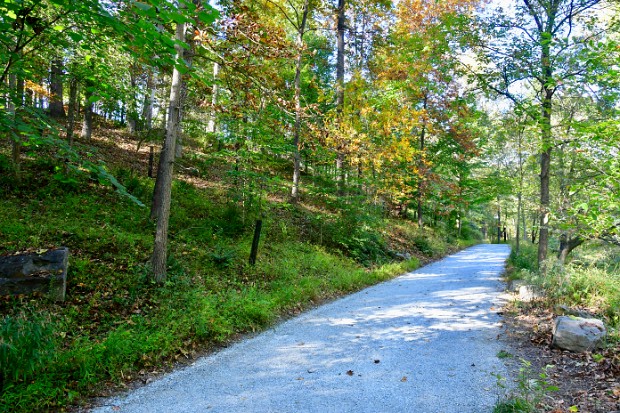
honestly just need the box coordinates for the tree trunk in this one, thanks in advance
[206,62,219,134]
[291,1,310,201]
[173,33,196,160]
[49,58,66,119]
[417,94,428,227]
[516,192,522,253]
[66,77,78,146]
[127,65,138,134]
[537,88,553,269]
[8,72,22,180]
[81,83,94,141]
[558,234,584,265]
[335,0,346,196]
[142,69,156,131]
[151,12,188,283]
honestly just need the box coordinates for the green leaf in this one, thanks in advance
[198,9,219,25]
[7,10,16,20]
[134,2,152,11]
[68,32,83,42]
[53,25,65,31]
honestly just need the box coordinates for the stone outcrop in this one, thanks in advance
[0,248,69,301]
[552,316,606,352]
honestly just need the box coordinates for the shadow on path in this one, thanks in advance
[93,244,512,413]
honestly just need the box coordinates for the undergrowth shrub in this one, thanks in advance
[330,210,389,265]
[510,242,620,329]
[508,243,538,274]
[460,222,483,241]
[0,312,57,392]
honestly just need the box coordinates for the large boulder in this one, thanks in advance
[0,248,69,301]
[552,316,606,352]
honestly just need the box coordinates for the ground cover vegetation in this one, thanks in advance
[498,242,620,412]
[1,0,620,411]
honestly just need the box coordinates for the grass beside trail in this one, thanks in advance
[0,132,480,412]
[507,242,620,333]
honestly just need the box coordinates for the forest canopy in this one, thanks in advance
[1,0,619,275]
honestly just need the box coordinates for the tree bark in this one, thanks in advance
[142,69,156,131]
[537,88,553,269]
[66,77,78,146]
[127,64,138,134]
[49,58,66,119]
[8,71,22,180]
[206,62,219,134]
[81,82,94,141]
[558,234,584,265]
[291,0,310,201]
[416,94,428,227]
[335,0,346,196]
[151,11,188,283]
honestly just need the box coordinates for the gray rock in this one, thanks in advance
[552,316,606,352]
[0,247,69,301]
[555,304,593,319]
[394,252,412,261]
[507,279,527,292]
[518,285,543,302]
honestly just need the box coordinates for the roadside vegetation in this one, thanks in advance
[509,242,620,335]
[497,241,620,412]
[0,130,480,412]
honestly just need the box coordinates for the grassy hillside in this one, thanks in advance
[0,130,479,412]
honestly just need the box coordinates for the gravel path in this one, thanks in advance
[93,244,512,413]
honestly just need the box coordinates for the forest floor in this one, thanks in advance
[500,299,620,412]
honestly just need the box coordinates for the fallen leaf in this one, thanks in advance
[401,376,407,382]
[346,370,354,376]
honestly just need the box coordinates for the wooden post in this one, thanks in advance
[148,146,154,178]
[249,219,263,265]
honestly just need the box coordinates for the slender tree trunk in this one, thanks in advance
[291,0,310,201]
[151,13,188,283]
[335,0,346,195]
[497,198,501,244]
[516,126,525,253]
[9,72,22,180]
[81,83,94,141]
[206,62,219,134]
[538,88,553,268]
[127,65,138,134]
[142,69,156,131]
[66,77,78,146]
[49,58,66,119]
[174,33,196,160]
[516,192,522,252]
[416,94,428,227]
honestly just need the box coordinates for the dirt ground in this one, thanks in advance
[500,299,620,413]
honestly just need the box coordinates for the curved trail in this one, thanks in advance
[93,244,512,413]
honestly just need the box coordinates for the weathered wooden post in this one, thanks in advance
[148,145,154,178]
[249,219,263,265]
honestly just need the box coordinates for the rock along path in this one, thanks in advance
[93,244,512,413]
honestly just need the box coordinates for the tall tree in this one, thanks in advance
[151,4,189,283]
[473,0,605,268]
[291,0,311,200]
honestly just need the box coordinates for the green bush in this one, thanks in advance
[509,243,538,273]
[0,312,57,391]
